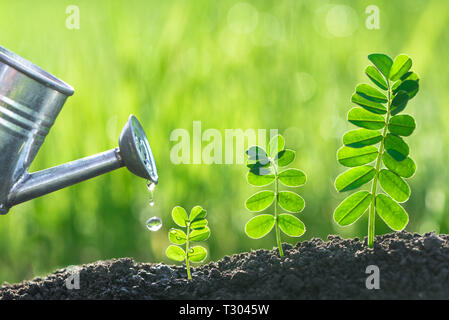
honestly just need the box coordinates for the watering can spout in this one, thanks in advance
[7,114,158,209]
[8,148,125,207]
[0,46,158,214]
[6,115,158,212]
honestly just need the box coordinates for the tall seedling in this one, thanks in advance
[244,134,307,257]
[334,53,419,247]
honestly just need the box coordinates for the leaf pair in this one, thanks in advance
[334,53,419,246]
[246,190,305,213]
[166,205,209,279]
[368,53,413,82]
[245,134,307,257]
[333,190,408,231]
[246,213,305,238]
[166,245,207,263]
[246,168,306,188]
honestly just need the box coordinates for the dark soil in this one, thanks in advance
[1,231,449,300]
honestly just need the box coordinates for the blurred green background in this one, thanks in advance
[1,0,448,283]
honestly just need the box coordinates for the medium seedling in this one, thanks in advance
[334,53,419,248]
[244,134,307,257]
[166,205,210,280]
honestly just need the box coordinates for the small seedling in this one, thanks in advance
[334,53,419,248]
[244,134,307,257]
[166,205,210,280]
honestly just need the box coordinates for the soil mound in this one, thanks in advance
[1,232,448,299]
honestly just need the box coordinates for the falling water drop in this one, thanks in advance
[147,181,155,206]
[145,182,159,229]
[146,216,162,231]
[147,181,156,192]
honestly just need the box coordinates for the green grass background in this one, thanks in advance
[1,0,448,283]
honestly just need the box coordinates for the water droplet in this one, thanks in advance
[146,216,162,231]
[147,182,156,192]
[145,183,158,229]
[147,182,156,207]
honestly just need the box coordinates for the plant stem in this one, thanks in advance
[368,81,392,248]
[272,160,283,257]
[186,223,192,280]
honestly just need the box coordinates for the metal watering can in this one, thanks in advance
[0,46,158,214]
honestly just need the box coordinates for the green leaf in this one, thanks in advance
[393,80,419,99]
[187,246,207,262]
[335,166,376,192]
[189,226,211,242]
[351,93,387,114]
[248,164,272,176]
[278,214,305,237]
[268,134,285,158]
[385,133,409,161]
[365,66,388,90]
[247,159,269,170]
[348,107,385,130]
[168,228,187,245]
[343,129,382,148]
[246,146,269,164]
[376,194,409,231]
[379,169,411,203]
[166,245,186,262]
[333,191,371,226]
[172,206,188,227]
[355,84,388,103]
[278,191,305,212]
[245,214,275,239]
[389,54,412,81]
[388,115,416,136]
[382,153,416,178]
[278,169,307,187]
[368,53,393,78]
[337,145,378,167]
[189,205,207,222]
[390,91,409,116]
[245,191,275,212]
[391,80,401,93]
[247,170,275,187]
[398,73,419,99]
[401,71,419,82]
[275,149,296,167]
[190,218,208,230]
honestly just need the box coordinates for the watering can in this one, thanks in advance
[0,46,158,214]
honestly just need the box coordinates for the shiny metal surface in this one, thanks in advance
[0,46,158,214]
[8,148,124,206]
[119,115,158,183]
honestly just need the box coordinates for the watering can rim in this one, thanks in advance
[0,45,74,97]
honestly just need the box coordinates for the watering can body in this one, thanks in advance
[0,46,158,214]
